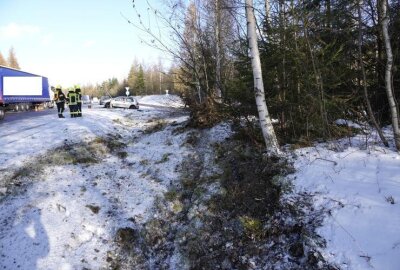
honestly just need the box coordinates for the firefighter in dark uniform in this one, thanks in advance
[75,85,82,117]
[67,88,78,118]
[54,85,66,118]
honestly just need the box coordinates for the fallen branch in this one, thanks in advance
[311,157,338,166]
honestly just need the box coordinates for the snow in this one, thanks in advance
[1,95,399,270]
[0,95,190,269]
[292,128,400,270]
[137,94,185,108]
[335,119,363,129]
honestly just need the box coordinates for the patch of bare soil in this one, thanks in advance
[0,133,127,201]
[110,126,339,269]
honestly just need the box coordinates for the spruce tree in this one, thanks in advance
[127,63,137,90]
[134,65,145,95]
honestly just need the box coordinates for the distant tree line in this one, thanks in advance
[0,47,21,69]
[82,58,181,98]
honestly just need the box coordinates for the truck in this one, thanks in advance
[0,65,52,120]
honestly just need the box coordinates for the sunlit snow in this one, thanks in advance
[0,96,399,269]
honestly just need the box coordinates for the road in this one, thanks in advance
[0,103,181,126]
[0,108,56,124]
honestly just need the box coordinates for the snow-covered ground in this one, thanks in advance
[292,128,400,270]
[0,96,399,270]
[0,96,190,269]
[137,95,185,108]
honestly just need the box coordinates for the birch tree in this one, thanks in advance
[264,0,271,30]
[214,0,223,100]
[358,0,389,147]
[381,0,400,150]
[245,0,280,153]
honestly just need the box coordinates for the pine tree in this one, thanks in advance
[7,47,20,69]
[0,51,7,66]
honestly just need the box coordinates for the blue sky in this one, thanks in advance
[0,0,170,87]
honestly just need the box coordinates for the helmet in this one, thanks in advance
[75,84,81,93]
[56,85,62,90]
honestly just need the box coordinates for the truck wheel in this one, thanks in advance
[15,104,20,111]
[25,104,30,111]
[0,110,4,120]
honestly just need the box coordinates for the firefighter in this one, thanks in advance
[54,85,66,118]
[75,85,82,117]
[67,87,78,118]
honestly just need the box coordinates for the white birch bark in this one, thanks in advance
[358,0,389,147]
[381,0,400,150]
[265,0,271,30]
[215,0,222,100]
[245,0,280,153]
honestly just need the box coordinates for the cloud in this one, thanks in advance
[83,40,96,48]
[0,22,40,38]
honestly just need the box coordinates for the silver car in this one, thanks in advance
[109,96,139,109]
[100,96,112,106]
[82,95,91,104]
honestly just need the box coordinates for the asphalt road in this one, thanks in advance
[0,108,57,124]
[0,102,180,125]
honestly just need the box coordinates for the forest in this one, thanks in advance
[2,0,399,150]
[1,1,399,269]
[123,0,400,151]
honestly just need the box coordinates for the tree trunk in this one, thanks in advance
[215,0,223,101]
[326,0,332,29]
[245,0,280,153]
[381,0,400,150]
[279,0,287,132]
[358,0,389,147]
[265,0,271,30]
[304,24,329,138]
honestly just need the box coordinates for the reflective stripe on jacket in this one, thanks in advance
[68,92,78,105]
[55,91,66,103]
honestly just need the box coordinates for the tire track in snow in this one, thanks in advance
[1,123,49,138]
[2,123,54,146]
